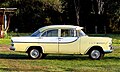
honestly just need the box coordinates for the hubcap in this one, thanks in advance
[30,49,39,58]
[91,50,100,59]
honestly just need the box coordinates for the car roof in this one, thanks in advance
[39,25,83,31]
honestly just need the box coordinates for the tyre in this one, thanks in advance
[41,54,47,59]
[89,49,104,60]
[28,48,43,59]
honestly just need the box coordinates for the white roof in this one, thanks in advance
[39,25,83,31]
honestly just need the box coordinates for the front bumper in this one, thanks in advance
[104,50,113,53]
[104,46,114,53]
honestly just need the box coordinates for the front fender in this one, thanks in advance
[85,46,104,54]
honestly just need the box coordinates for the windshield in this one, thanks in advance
[80,30,86,36]
[31,29,41,37]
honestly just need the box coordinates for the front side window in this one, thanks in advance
[80,30,86,36]
[41,29,58,37]
[61,29,76,37]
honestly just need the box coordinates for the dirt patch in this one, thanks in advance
[113,46,120,49]
[0,45,10,51]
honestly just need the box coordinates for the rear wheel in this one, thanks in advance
[89,49,104,60]
[28,48,43,59]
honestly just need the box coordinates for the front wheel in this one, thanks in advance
[28,48,43,59]
[89,49,104,60]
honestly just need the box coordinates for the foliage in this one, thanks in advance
[0,0,63,32]
[0,0,120,33]
[41,0,63,13]
[104,0,120,32]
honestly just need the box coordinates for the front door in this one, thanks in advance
[40,29,59,53]
[58,29,79,54]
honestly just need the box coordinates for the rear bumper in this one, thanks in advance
[10,46,15,51]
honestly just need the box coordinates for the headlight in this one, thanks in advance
[109,39,113,50]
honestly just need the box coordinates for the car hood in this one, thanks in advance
[81,36,112,44]
[89,36,112,40]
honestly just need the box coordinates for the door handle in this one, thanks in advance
[58,38,63,39]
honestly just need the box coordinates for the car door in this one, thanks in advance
[58,29,80,54]
[39,29,59,53]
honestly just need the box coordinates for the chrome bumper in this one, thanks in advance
[104,50,113,53]
[104,45,114,53]
[10,46,15,51]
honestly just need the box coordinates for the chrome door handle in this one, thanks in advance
[58,38,63,39]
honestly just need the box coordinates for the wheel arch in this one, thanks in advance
[26,46,44,53]
[86,46,104,55]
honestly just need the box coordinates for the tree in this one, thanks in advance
[62,0,77,25]
[8,0,63,32]
[74,0,80,25]
[104,0,120,33]
[41,0,64,25]
[0,0,120,33]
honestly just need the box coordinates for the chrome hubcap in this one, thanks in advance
[91,50,100,59]
[30,49,39,58]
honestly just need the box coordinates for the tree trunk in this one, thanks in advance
[74,0,80,26]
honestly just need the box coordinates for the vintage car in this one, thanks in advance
[10,25,113,60]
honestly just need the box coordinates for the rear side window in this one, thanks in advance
[61,29,77,37]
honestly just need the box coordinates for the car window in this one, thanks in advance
[31,29,40,37]
[41,29,58,37]
[61,29,76,37]
[80,30,86,36]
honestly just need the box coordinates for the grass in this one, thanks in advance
[0,39,10,45]
[0,51,120,71]
[0,34,120,71]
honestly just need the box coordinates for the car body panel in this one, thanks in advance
[80,36,112,54]
[58,37,80,54]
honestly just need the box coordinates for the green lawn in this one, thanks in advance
[0,39,10,45]
[0,34,119,71]
[0,50,120,71]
